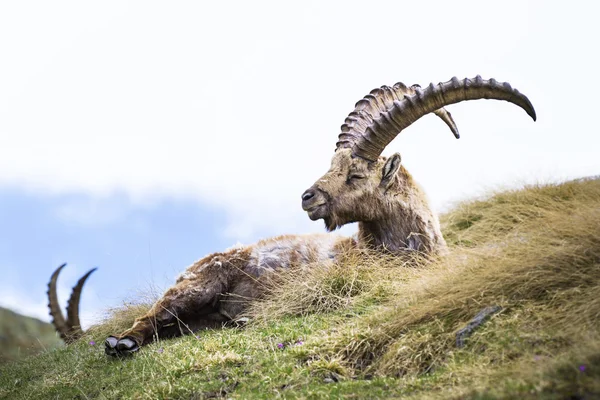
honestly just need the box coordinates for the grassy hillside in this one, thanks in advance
[0,307,62,363]
[1,178,599,399]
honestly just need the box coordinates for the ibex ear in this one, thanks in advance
[380,153,401,189]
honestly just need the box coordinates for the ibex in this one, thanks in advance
[48,76,536,355]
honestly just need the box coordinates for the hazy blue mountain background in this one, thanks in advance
[0,307,62,363]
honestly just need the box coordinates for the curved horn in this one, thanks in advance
[47,263,70,342]
[337,76,536,162]
[433,108,459,139]
[414,84,460,139]
[66,267,97,336]
[47,264,96,343]
[337,82,460,152]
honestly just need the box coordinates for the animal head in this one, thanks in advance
[302,76,536,231]
[302,148,406,231]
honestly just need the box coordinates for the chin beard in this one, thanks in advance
[323,217,338,232]
[324,214,359,232]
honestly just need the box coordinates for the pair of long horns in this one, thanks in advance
[47,263,96,343]
[336,76,537,161]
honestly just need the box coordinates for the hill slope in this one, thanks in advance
[0,307,62,363]
[0,178,599,399]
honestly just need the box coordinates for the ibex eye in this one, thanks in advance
[349,175,365,180]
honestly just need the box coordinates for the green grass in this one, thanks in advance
[1,178,599,399]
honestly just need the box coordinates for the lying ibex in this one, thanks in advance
[48,76,536,355]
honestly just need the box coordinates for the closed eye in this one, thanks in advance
[349,174,365,180]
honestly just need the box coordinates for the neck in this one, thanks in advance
[357,169,446,255]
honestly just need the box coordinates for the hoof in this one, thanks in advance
[105,335,140,357]
[116,337,140,355]
[105,336,119,356]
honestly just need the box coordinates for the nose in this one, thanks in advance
[301,190,315,202]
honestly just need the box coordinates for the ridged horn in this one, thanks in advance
[66,267,97,335]
[336,82,461,153]
[48,263,70,342]
[336,76,536,162]
[47,264,96,343]
[415,83,460,138]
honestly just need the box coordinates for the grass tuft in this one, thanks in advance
[248,249,424,322]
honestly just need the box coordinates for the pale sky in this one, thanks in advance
[0,1,598,327]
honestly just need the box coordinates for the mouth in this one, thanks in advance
[306,203,327,220]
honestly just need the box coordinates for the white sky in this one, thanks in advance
[1,0,599,241]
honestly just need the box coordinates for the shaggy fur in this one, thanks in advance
[105,234,356,354]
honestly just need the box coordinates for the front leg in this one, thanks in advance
[105,256,234,356]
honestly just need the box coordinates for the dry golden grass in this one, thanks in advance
[86,302,152,341]
[254,178,600,388]
[248,249,428,322]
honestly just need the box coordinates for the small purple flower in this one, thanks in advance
[295,340,304,346]
[157,348,164,354]
[579,365,586,372]
[88,340,96,346]
[277,343,284,349]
